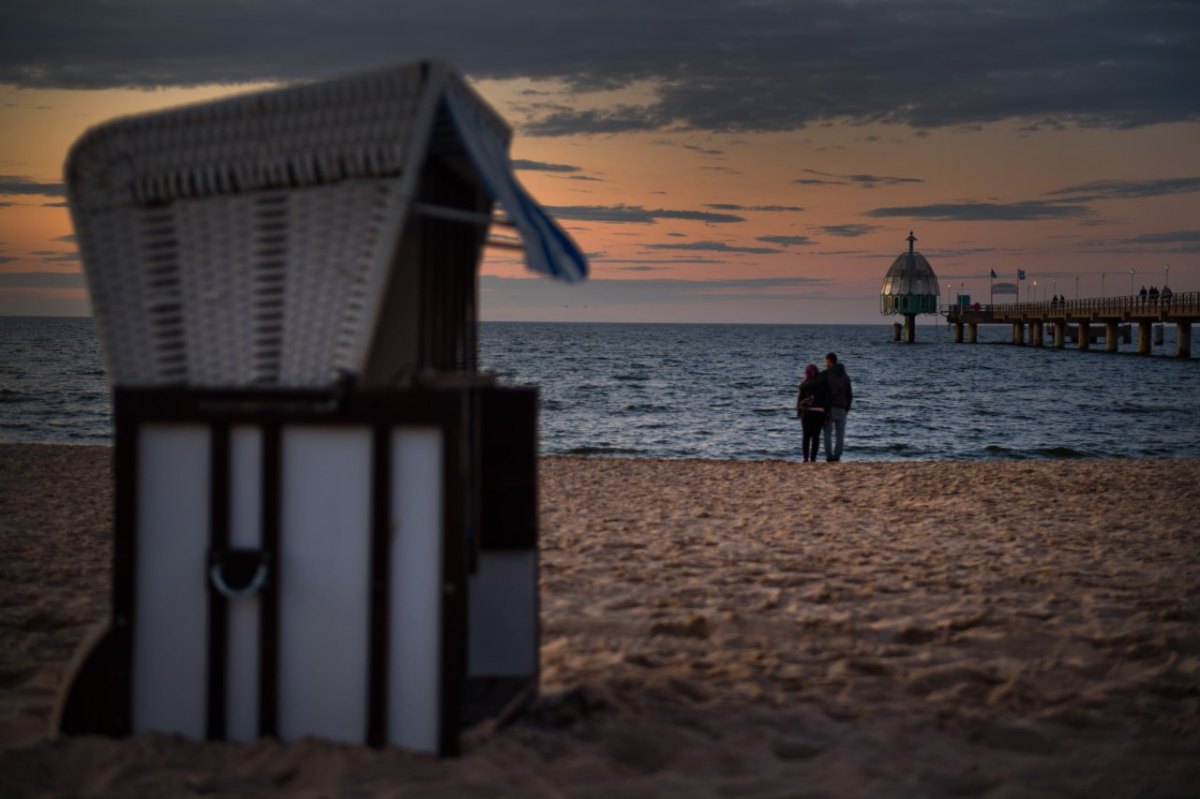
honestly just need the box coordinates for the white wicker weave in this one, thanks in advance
[67,61,579,389]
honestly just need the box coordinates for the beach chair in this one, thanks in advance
[54,61,585,756]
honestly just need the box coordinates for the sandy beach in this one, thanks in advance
[1,443,1198,797]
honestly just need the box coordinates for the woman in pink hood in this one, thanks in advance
[796,363,829,462]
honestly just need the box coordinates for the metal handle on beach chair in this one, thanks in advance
[209,550,270,600]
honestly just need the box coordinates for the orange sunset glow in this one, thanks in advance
[2,2,1197,323]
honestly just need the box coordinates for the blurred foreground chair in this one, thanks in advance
[55,60,585,755]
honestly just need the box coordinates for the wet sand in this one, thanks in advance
[2,444,1198,797]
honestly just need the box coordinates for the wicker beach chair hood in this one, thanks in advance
[66,61,586,390]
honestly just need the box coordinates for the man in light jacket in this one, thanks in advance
[821,352,853,462]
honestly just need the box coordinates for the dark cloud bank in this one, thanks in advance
[2,1,1196,134]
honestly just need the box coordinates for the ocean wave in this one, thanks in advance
[561,445,644,456]
[980,444,1094,459]
[624,403,670,413]
[1034,445,1095,458]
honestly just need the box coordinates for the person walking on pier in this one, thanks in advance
[820,353,853,462]
[797,363,828,462]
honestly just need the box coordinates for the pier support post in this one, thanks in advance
[1105,321,1118,353]
[1077,322,1089,351]
[967,323,977,344]
[1053,321,1065,349]
[1138,321,1151,355]
[1155,325,1164,346]
[954,322,963,343]
[904,314,915,343]
[1179,322,1192,359]
[1012,322,1024,346]
[892,322,901,342]
[1032,321,1044,348]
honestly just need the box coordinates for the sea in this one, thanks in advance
[3,316,1199,461]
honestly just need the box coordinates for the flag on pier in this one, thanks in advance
[990,269,997,279]
[1018,269,1027,280]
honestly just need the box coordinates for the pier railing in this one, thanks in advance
[944,291,1200,322]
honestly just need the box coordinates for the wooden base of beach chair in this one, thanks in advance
[56,385,538,756]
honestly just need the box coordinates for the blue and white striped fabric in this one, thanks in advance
[443,91,588,283]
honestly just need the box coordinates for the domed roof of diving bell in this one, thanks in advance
[880,231,940,316]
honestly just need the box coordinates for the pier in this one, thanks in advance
[943,291,1200,358]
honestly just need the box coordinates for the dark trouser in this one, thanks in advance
[801,412,824,461]
[823,407,847,461]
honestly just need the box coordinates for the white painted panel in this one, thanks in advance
[469,551,537,676]
[278,426,371,744]
[133,424,210,737]
[226,426,262,743]
[388,427,443,752]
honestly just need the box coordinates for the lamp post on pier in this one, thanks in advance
[1074,275,1079,298]
[1130,268,1135,296]
[1101,272,1106,297]
[1165,263,1170,288]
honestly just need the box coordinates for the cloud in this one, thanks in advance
[0,175,66,196]
[1118,230,1200,245]
[794,169,924,188]
[511,159,581,173]
[480,274,827,309]
[681,144,723,156]
[34,251,82,263]
[1110,230,1200,252]
[704,204,805,212]
[1044,177,1200,203]
[0,271,86,288]
[865,201,1092,221]
[55,234,77,242]
[816,224,879,238]
[544,204,744,224]
[0,255,17,264]
[644,240,782,255]
[756,235,814,247]
[597,256,726,265]
[2,1,1195,132]
[523,106,664,136]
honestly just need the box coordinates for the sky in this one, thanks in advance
[1,0,1198,323]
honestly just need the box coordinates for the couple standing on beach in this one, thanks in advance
[797,352,853,462]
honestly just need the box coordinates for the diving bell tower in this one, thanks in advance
[880,231,940,343]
